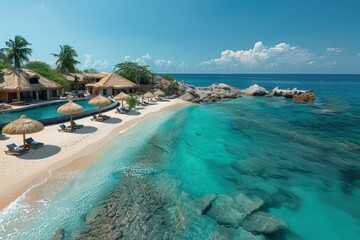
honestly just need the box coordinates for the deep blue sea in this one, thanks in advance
[0,74,359,239]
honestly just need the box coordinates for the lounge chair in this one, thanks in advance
[25,137,44,149]
[115,107,129,114]
[58,124,75,132]
[70,121,84,129]
[91,114,105,122]
[4,143,29,156]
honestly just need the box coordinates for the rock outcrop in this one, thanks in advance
[240,84,269,96]
[179,83,240,103]
[292,90,316,103]
[239,85,316,103]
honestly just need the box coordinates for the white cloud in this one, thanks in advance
[83,54,109,70]
[124,53,183,72]
[308,60,316,66]
[325,61,337,66]
[265,63,278,69]
[326,47,344,54]
[201,41,312,69]
[154,59,175,69]
[357,53,360,56]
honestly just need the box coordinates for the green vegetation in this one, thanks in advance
[51,45,80,75]
[0,62,12,71]
[24,61,71,90]
[160,74,176,82]
[113,61,155,85]
[127,93,140,109]
[1,35,32,68]
[83,68,98,73]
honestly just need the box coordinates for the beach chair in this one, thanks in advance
[4,143,29,156]
[99,114,110,120]
[91,115,105,122]
[58,124,75,132]
[70,121,84,129]
[25,137,44,149]
[115,107,129,114]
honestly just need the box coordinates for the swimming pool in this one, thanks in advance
[0,99,102,126]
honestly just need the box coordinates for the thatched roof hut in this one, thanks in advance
[0,68,62,102]
[66,73,106,83]
[85,73,136,96]
[66,73,107,91]
[93,73,136,89]
[0,68,62,91]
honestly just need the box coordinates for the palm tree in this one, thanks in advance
[1,35,32,68]
[51,45,80,75]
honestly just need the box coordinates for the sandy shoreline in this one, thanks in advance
[0,99,188,210]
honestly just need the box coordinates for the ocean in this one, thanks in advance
[0,74,359,239]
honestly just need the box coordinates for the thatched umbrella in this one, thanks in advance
[144,92,155,102]
[2,115,44,146]
[154,90,165,100]
[114,92,132,109]
[88,94,111,114]
[154,90,165,97]
[57,100,84,128]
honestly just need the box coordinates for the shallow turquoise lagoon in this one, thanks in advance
[0,99,98,125]
[0,74,359,239]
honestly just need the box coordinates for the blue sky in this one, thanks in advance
[1,0,359,73]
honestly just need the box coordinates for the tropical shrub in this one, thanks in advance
[25,61,71,90]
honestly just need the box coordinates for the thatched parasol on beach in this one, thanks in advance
[154,90,165,97]
[57,100,84,128]
[114,92,132,109]
[2,115,44,146]
[88,94,111,114]
[144,92,155,103]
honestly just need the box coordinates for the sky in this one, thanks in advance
[1,0,359,73]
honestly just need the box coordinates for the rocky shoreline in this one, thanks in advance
[176,82,316,103]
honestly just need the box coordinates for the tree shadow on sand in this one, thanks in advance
[73,126,98,134]
[103,118,122,124]
[19,145,61,160]
[0,134,10,140]
[127,110,141,116]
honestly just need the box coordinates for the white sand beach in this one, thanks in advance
[0,99,188,210]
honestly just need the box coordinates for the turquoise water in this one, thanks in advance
[0,99,98,125]
[0,74,360,239]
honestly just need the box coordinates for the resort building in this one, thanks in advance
[85,73,137,96]
[66,73,106,91]
[0,68,63,103]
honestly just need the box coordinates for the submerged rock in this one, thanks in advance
[75,176,183,240]
[206,193,264,227]
[208,225,266,240]
[232,158,287,180]
[52,228,64,240]
[194,194,216,215]
[240,84,269,96]
[243,211,286,235]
